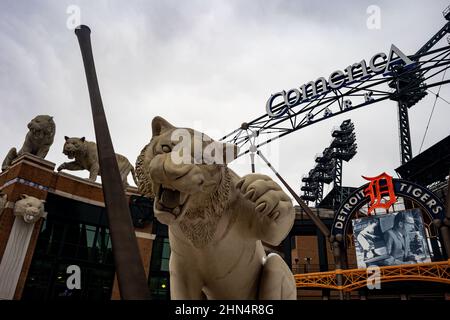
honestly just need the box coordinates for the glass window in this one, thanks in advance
[149,236,171,299]
[22,193,115,301]
[161,239,170,272]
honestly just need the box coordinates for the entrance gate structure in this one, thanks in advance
[220,6,450,296]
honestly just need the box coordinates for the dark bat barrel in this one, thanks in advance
[74,25,150,300]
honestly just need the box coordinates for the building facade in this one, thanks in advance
[0,151,448,300]
[0,153,163,300]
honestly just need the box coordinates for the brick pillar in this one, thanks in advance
[0,154,55,300]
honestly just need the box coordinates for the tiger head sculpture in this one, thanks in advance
[14,194,47,224]
[27,115,55,142]
[136,116,238,227]
[62,136,87,160]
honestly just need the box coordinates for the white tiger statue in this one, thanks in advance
[2,115,56,171]
[135,116,296,300]
[57,136,138,186]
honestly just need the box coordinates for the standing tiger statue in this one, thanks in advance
[136,116,296,300]
[57,136,138,186]
[2,115,56,171]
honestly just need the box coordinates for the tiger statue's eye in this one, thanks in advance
[162,145,171,153]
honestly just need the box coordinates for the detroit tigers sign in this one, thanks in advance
[331,174,445,247]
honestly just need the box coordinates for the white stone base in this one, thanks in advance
[0,218,34,300]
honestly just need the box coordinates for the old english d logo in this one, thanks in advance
[362,172,397,215]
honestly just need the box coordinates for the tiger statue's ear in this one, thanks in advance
[80,137,85,142]
[152,116,175,137]
[64,136,69,141]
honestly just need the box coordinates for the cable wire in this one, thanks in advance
[419,69,447,153]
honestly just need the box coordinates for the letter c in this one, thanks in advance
[266,91,288,118]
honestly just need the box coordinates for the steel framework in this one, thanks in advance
[333,159,343,206]
[294,260,450,292]
[221,16,450,162]
[219,9,450,241]
[219,8,450,253]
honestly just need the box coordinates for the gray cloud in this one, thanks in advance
[0,0,449,199]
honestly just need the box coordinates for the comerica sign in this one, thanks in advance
[266,44,415,117]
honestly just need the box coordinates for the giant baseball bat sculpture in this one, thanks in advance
[75,25,150,299]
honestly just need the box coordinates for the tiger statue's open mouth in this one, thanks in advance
[154,184,190,223]
[64,150,76,159]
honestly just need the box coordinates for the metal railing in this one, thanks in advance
[294,260,450,292]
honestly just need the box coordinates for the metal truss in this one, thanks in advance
[219,11,450,241]
[221,44,450,158]
[397,101,413,164]
[315,181,324,207]
[333,158,343,207]
[294,260,450,292]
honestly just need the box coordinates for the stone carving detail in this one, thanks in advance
[57,136,138,186]
[0,193,7,217]
[14,194,47,224]
[2,115,56,171]
[136,116,296,300]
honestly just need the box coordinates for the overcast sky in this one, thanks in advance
[1,0,449,201]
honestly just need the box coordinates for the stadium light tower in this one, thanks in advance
[301,119,357,209]
[330,120,357,208]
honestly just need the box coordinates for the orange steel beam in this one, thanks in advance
[295,260,450,292]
